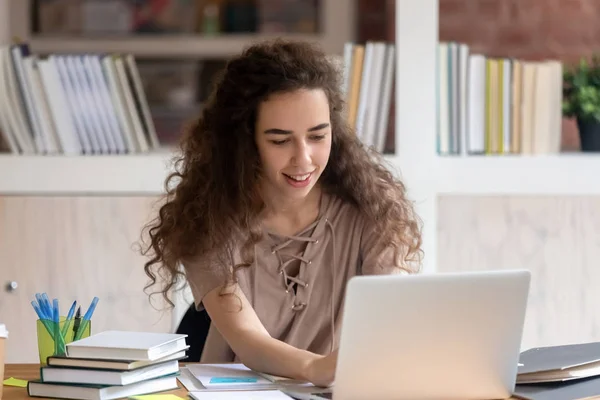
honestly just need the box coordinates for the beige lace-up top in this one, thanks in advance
[184,191,405,362]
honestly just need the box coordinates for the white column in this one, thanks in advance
[395,0,439,273]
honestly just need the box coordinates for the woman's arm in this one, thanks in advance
[202,283,336,386]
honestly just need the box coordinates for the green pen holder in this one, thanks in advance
[36,316,91,366]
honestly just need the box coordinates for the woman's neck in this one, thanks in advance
[261,186,322,237]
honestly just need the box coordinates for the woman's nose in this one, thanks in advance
[292,142,311,167]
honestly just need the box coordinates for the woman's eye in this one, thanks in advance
[271,139,288,145]
[311,135,326,141]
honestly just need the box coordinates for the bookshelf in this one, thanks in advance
[9,1,354,58]
[1,0,599,264]
[394,0,600,275]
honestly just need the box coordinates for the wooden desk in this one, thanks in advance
[3,364,188,400]
[4,363,521,400]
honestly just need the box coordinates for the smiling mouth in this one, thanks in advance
[283,172,313,182]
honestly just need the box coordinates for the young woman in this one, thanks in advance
[142,39,422,387]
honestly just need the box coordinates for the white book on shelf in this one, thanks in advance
[363,42,386,149]
[457,43,469,156]
[519,62,536,154]
[52,55,94,154]
[374,44,395,153]
[549,60,563,154]
[22,55,61,154]
[449,42,459,154]
[0,49,21,153]
[502,58,512,154]
[80,55,119,154]
[37,58,82,155]
[533,61,551,154]
[437,42,450,155]
[125,54,160,150]
[10,44,44,153]
[355,41,374,142]
[63,55,105,153]
[86,54,127,154]
[466,54,486,154]
[101,55,139,153]
[0,47,35,154]
[341,42,354,98]
[114,56,149,152]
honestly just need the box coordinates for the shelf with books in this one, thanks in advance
[435,154,600,195]
[29,33,325,59]
[436,43,563,157]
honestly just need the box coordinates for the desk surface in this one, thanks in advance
[4,363,522,400]
[3,364,188,400]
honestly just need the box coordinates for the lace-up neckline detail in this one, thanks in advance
[265,212,338,353]
[270,219,320,298]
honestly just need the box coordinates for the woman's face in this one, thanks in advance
[254,88,332,203]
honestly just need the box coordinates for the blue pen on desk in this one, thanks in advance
[35,293,51,319]
[74,297,98,341]
[31,300,55,340]
[52,298,61,355]
[41,293,52,317]
[61,300,77,339]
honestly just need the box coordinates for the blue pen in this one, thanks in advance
[52,298,68,356]
[42,293,53,319]
[53,299,59,323]
[82,297,99,321]
[35,294,48,319]
[74,297,99,341]
[31,301,46,321]
[31,300,54,340]
[61,300,77,338]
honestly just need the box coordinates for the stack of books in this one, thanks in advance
[513,342,600,400]
[27,330,189,400]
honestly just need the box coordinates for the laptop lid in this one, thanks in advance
[333,270,531,400]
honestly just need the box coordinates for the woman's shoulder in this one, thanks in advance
[321,190,368,231]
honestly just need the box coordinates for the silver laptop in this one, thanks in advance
[315,270,530,400]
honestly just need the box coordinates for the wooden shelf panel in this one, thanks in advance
[0,153,175,195]
[3,153,599,196]
[29,34,325,58]
[0,153,399,195]
[436,154,600,195]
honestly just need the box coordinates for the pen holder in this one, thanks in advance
[36,316,91,366]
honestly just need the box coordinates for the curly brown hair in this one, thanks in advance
[141,39,423,307]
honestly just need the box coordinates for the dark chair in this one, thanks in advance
[175,304,212,362]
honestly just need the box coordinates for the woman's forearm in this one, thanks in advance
[228,327,323,381]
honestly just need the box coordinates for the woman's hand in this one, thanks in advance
[305,349,339,387]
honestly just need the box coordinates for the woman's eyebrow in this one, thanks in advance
[263,123,330,135]
[308,123,330,132]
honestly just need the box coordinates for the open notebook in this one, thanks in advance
[180,364,333,400]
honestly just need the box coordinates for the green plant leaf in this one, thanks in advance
[561,55,600,123]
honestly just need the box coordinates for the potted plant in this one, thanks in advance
[563,55,600,152]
